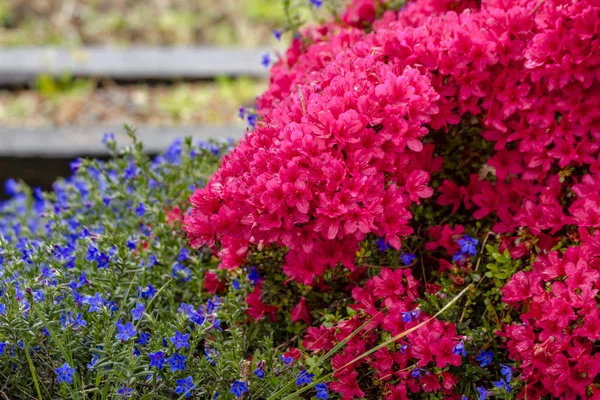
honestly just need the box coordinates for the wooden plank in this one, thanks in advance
[0,46,271,84]
[0,125,247,157]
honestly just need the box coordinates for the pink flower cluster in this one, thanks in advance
[502,233,600,399]
[303,268,463,399]
[185,0,600,287]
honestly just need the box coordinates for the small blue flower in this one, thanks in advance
[238,107,245,120]
[87,354,100,370]
[296,370,314,386]
[136,203,145,217]
[87,293,105,313]
[253,366,264,378]
[0,342,8,354]
[170,331,190,349]
[411,368,422,378]
[476,350,494,367]
[118,386,133,398]
[261,53,271,68]
[230,381,248,399]
[492,379,511,393]
[280,355,293,365]
[232,279,241,290]
[102,133,115,145]
[167,353,186,372]
[248,267,261,285]
[400,252,416,265]
[172,263,192,282]
[476,387,489,400]
[4,179,18,196]
[457,235,478,256]
[500,364,512,381]
[453,341,466,357]
[310,0,323,7]
[130,303,145,320]
[178,302,195,316]
[247,114,257,129]
[315,383,329,400]
[204,348,218,365]
[56,362,75,384]
[273,29,282,40]
[72,313,87,328]
[149,351,165,370]
[137,332,150,345]
[401,311,414,323]
[175,376,195,398]
[115,320,136,342]
[375,238,391,251]
[0,304,6,315]
[178,248,189,262]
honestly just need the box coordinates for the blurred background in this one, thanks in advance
[0,0,302,197]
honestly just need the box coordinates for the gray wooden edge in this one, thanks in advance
[0,46,272,84]
[0,125,248,157]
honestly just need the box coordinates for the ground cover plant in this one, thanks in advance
[1,0,600,399]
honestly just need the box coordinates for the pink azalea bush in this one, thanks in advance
[186,0,600,398]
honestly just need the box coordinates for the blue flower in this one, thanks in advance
[261,53,271,68]
[476,387,489,400]
[136,203,145,217]
[0,304,6,315]
[401,311,414,323]
[476,350,494,367]
[273,29,282,40]
[56,362,75,384]
[102,133,115,145]
[87,353,100,370]
[232,279,241,290]
[296,370,314,386]
[280,355,293,365]
[170,331,190,349]
[310,0,323,7]
[115,320,136,342]
[411,368,422,378]
[253,365,265,378]
[71,313,87,328]
[130,303,145,320]
[238,107,245,120]
[493,379,511,393]
[400,252,416,265]
[178,248,189,262]
[247,114,257,129]
[178,302,195,316]
[230,381,248,399]
[87,293,105,313]
[248,267,261,285]
[457,235,478,256]
[315,383,329,400]
[167,353,186,372]
[118,386,133,398]
[453,341,466,357]
[0,342,8,354]
[375,238,391,251]
[175,376,195,398]
[4,179,18,196]
[137,332,150,345]
[500,364,512,381]
[149,351,165,369]
[172,263,191,282]
[204,348,218,365]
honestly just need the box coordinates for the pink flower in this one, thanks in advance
[291,297,312,324]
